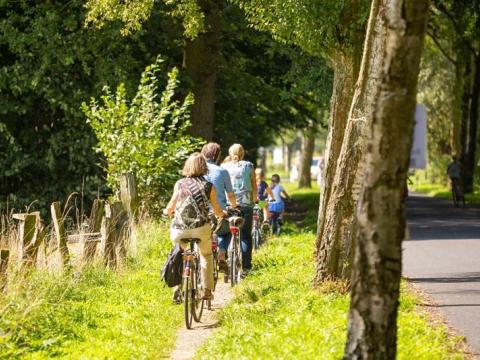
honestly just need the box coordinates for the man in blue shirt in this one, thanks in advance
[201,143,238,273]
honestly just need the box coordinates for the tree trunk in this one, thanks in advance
[460,52,472,192]
[315,0,387,282]
[315,50,360,279]
[298,124,316,188]
[451,61,464,157]
[183,1,221,141]
[344,0,429,358]
[464,54,480,193]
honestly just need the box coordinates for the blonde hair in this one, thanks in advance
[182,152,208,177]
[228,144,244,162]
[222,155,232,164]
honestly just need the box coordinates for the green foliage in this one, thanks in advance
[196,188,467,359]
[85,0,205,38]
[83,58,201,212]
[0,0,183,211]
[232,0,370,57]
[0,221,183,359]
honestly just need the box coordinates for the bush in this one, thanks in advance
[83,57,202,214]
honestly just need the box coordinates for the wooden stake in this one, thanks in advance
[82,199,104,262]
[51,202,70,267]
[13,213,37,266]
[0,249,9,291]
[120,172,139,218]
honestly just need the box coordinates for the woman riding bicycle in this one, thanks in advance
[221,144,257,277]
[164,153,227,302]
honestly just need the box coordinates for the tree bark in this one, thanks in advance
[315,50,360,279]
[315,0,387,282]
[460,52,472,192]
[183,1,221,141]
[464,54,480,193]
[298,124,316,188]
[344,0,429,358]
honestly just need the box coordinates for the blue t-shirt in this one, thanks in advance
[269,183,285,213]
[222,160,254,206]
[205,161,233,210]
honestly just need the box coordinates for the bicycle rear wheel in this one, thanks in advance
[184,276,193,329]
[229,248,237,287]
[192,260,204,322]
[252,229,261,250]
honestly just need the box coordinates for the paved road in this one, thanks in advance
[403,194,480,356]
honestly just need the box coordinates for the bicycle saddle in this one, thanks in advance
[229,216,244,228]
[180,238,201,243]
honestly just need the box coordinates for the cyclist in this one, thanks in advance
[201,142,238,274]
[447,156,461,183]
[164,153,227,302]
[447,155,464,203]
[222,144,257,277]
[255,168,273,223]
[269,174,290,226]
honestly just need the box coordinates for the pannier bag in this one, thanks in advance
[161,244,183,287]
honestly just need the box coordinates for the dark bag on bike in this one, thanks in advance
[214,217,230,236]
[161,244,183,287]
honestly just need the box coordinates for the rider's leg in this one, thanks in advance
[194,224,214,295]
[240,206,254,271]
[217,232,231,261]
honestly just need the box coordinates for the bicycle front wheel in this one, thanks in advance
[252,229,261,250]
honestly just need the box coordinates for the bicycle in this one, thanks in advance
[208,233,219,310]
[252,203,263,250]
[180,238,205,329]
[451,178,465,208]
[227,215,244,287]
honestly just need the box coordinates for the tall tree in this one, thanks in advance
[344,0,429,357]
[315,0,388,281]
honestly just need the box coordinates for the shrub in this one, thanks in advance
[83,57,202,214]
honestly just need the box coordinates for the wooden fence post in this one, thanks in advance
[103,201,128,268]
[120,172,139,218]
[82,199,104,262]
[12,213,37,266]
[0,249,9,291]
[51,202,70,268]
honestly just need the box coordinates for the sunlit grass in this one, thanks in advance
[195,188,467,360]
[0,221,182,359]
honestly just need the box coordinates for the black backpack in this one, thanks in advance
[161,244,183,287]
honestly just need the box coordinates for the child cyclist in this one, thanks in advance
[255,168,273,223]
[268,174,290,231]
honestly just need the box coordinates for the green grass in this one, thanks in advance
[0,222,182,359]
[411,183,480,203]
[195,188,466,360]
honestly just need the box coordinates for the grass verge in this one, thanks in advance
[411,183,480,203]
[196,188,466,360]
[0,221,181,359]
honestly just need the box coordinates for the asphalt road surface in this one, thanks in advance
[403,194,480,356]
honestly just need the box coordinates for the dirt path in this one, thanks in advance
[170,281,233,359]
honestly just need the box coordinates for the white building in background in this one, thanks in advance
[273,147,283,165]
[410,104,427,169]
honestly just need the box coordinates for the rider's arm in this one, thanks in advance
[251,170,258,202]
[266,186,274,199]
[223,171,238,208]
[227,192,238,208]
[165,181,180,216]
[280,187,290,200]
[210,187,227,218]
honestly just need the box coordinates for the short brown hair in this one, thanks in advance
[201,142,222,163]
[183,152,208,177]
